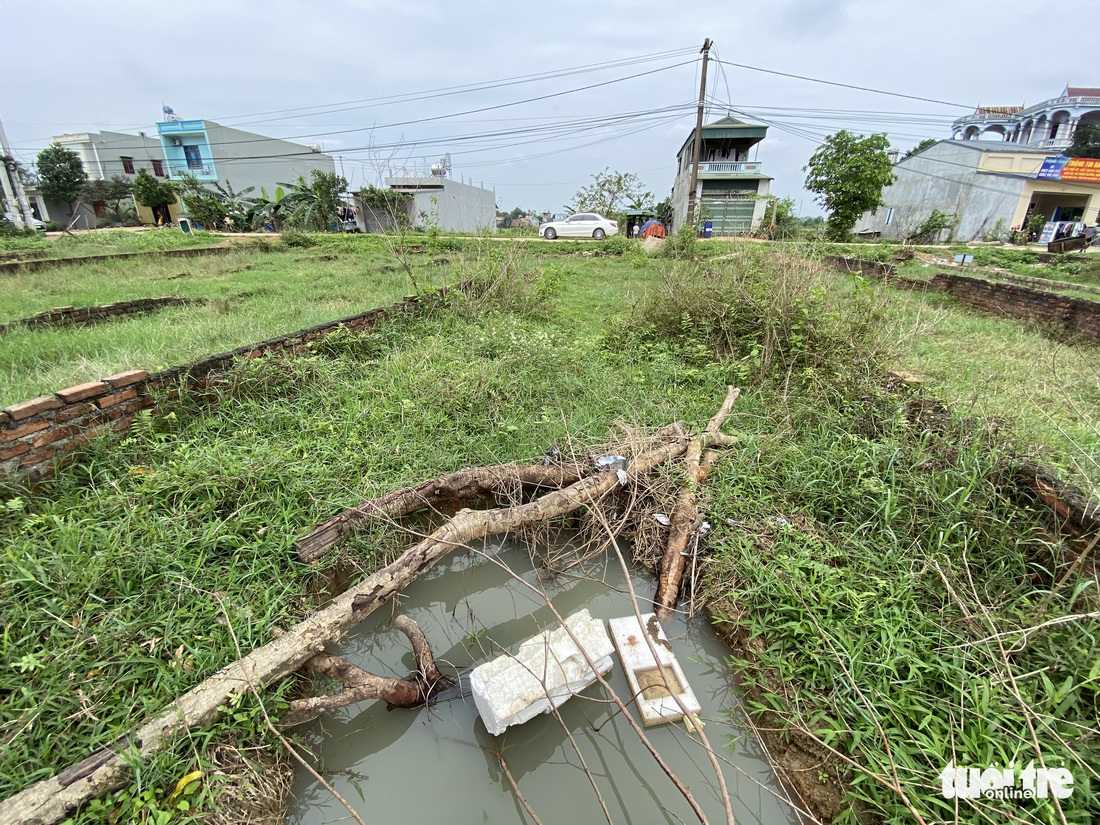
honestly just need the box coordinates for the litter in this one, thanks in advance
[608,613,701,726]
[470,609,614,736]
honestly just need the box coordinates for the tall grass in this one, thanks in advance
[706,397,1098,823]
[0,247,439,405]
[0,242,1095,823]
[0,228,223,257]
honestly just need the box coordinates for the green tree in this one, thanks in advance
[173,173,225,229]
[132,169,178,224]
[209,180,256,231]
[655,195,673,226]
[81,175,135,225]
[903,138,937,159]
[36,143,88,219]
[1065,123,1100,159]
[247,186,286,231]
[281,170,348,231]
[803,130,897,240]
[567,168,652,216]
[759,197,799,239]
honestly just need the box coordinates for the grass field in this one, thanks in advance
[0,237,1096,824]
[0,239,436,405]
[0,228,228,259]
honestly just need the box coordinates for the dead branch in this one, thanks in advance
[655,388,740,615]
[281,615,444,726]
[296,461,588,562]
[1,393,736,825]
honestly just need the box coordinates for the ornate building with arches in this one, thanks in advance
[951,86,1100,150]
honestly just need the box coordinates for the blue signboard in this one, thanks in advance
[1037,156,1069,180]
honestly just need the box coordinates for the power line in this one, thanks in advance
[145,58,697,156]
[713,59,973,110]
[213,47,699,127]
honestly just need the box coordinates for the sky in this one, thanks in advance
[2,0,1099,217]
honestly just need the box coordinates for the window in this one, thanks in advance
[121,156,135,174]
[184,145,203,170]
[885,207,895,226]
[151,159,165,177]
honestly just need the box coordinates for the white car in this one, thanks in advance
[3,212,46,231]
[539,212,618,240]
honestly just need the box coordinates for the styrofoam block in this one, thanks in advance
[470,608,614,736]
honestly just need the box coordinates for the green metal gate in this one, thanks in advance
[701,195,755,235]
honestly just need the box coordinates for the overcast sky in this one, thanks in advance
[3,0,1098,216]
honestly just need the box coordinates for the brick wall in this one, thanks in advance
[824,256,1100,342]
[0,297,198,334]
[0,244,266,275]
[0,297,423,483]
[930,273,1100,343]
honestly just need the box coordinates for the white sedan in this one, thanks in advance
[539,212,618,240]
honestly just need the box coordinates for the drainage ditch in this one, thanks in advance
[287,539,803,825]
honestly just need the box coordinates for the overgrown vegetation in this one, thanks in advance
[0,240,1096,824]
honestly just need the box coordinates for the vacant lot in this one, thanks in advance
[0,237,431,405]
[1,238,1096,824]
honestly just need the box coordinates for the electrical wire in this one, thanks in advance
[712,59,972,109]
[214,47,699,127]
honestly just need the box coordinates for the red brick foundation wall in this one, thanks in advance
[928,274,1100,343]
[0,297,422,483]
[0,297,198,334]
[824,257,1100,343]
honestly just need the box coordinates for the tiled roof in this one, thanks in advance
[977,106,1023,115]
[1066,86,1100,97]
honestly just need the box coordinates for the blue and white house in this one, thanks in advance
[156,109,336,192]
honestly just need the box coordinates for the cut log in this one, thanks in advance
[296,461,588,562]
[0,391,738,825]
[655,388,740,615]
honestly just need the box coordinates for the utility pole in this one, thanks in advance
[0,116,37,228]
[685,38,712,232]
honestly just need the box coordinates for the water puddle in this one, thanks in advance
[287,541,803,824]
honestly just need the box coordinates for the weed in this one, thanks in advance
[615,246,895,393]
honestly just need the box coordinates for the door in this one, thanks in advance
[184,145,203,171]
[563,215,588,237]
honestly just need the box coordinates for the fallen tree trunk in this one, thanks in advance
[296,461,588,562]
[655,388,740,615]
[281,615,445,726]
[0,389,738,825]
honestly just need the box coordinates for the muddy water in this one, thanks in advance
[287,542,802,825]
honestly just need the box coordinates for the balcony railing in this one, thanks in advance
[697,161,764,175]
[1017,95,1100,118]
[167,161,216,178]
[1035,137,1072,149]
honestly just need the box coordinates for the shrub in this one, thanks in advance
[452,244,560,319]
[662,225,698,260]
[907,209,954,244]
[278,230,318,249]
[619,247,894,391]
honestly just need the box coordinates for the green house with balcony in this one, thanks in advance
[670,116,773,235]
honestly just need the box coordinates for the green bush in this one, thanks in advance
[662,225,698,260]
[618,247,894,391]
[278,230,318,249]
